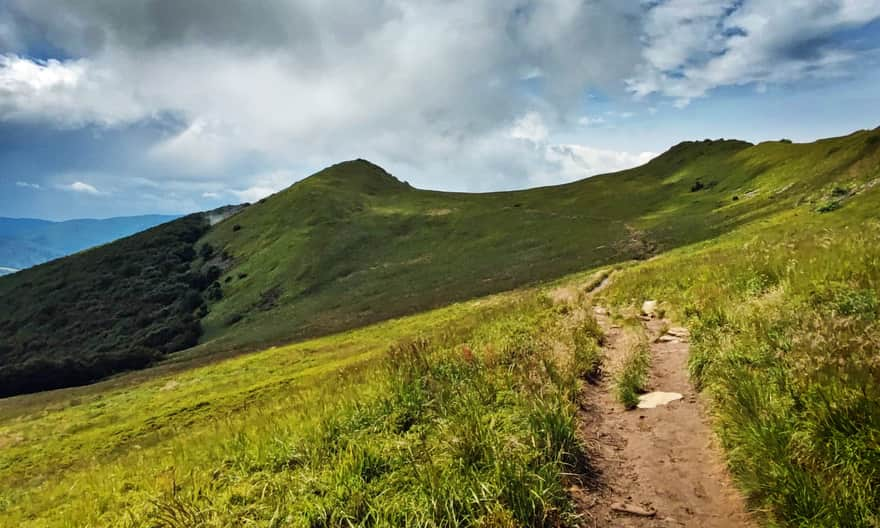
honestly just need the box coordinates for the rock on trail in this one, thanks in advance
[575,304,754,527]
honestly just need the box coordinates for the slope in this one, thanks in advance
[198,130,879,352]
[0,215,211,396]
[1,128,879,526]
[1,128,878,397]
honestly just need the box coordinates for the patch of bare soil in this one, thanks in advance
[574,309,754,527]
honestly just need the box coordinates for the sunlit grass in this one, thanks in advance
[0,280,603,527]
[600,185,880,526]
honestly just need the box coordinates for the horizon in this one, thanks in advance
[8,126,879,222]
[2,1,880,220]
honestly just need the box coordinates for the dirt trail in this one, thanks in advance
[574,306,754,527]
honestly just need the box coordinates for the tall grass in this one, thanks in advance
[140,299,597,527]
[1,290,604,527]
[613,327,650,409]
[601,205,880,526]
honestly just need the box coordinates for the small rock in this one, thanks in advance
[657,335,678,343]
[667,327,689,337]
[637,391,683,409]
[611,502,657,517]
[641,300,658,317]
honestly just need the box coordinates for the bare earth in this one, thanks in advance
[573,307,755,527]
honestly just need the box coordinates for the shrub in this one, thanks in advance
[817,200,843,213]
[199,243,215,260]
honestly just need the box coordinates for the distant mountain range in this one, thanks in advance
[0,215,179,274]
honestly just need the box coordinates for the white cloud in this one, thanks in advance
[629,0,880,105]
[578,116,606,127]
[150,117,240,173]
[61,181,104,195]
[534,144,656,186]
[0,54,145,126]
[227,170,298,202]
[0,0,644,183]
[15,181,41,189]
[0,0,878,202]
[202,192,220,199]
[510,112,550,143]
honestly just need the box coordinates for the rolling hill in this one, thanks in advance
[0,214,179,273]
[198,130,878,351]
[1,128,878,397]
[1,127,879,527]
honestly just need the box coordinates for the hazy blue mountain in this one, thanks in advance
[0,214,179,272]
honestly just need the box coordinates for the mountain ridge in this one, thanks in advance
[0,127,878,396]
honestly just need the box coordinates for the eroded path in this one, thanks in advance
[574,305,754,527]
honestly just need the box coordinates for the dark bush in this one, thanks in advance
[199,243,215,260]
[691,180,706,192]
[205,265,222,283]
[207,282,223,301]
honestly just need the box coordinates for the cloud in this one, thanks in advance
[227,169,298,202]
[0,54,145,126]
[0,0,644,180]
[15,180,41,189]
[510,112,550,143]
[628,0,880,105]
[0,0,878,211]
[578,116,606,127]
[530,144,656,187]
[61,181,104,195]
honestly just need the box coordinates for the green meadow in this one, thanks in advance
[1,128,879,526]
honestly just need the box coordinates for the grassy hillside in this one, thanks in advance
[198,132,873,354]
[2,129,878,399]
[599,178,880,526]
[1,127,879,526]
[0,275,605,526]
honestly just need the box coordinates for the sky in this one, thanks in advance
[1,0,879,220]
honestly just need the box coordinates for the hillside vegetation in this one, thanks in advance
[0,128,879,526]
[0,276,605,526]
[0,215,210,396]
[198,133,860,353]
[2,130,879,397]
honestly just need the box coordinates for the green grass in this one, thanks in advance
[599,151,880,526]
[4,129,879,396]
[572,316,604,382]
[613,325,651,409]
[0,278,603,527]
[3,128,880,526]
[197,131,880,358]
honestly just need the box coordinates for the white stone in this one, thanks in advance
[637,391,683,409]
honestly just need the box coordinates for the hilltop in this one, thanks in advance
[1,129,879,396]
[0,127,879,527]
